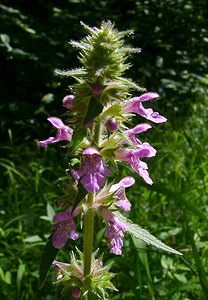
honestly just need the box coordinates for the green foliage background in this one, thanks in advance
[0,0,208,299]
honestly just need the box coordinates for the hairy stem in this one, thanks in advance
[93,115,102,147]
[83,192,95,281]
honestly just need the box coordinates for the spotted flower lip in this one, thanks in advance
[71,147,110,193]
[109,177,135,211]
[52,208,78,249]
[114,148,153,185]
[39,117,73,147]
[123,92,167,123]
[101,207,128,255]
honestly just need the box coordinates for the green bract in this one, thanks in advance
[53,249,116,300]
[56,21,143,129]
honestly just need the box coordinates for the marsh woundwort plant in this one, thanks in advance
[38,21,181,299]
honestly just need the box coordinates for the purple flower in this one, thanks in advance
[39,117,73,147]
[123,92,167,123]
[63,94,75,109]
[109,177,135,211]
[52,209,78,249]
[71,147,110,192]
[123,124,156,157]
[124,123,151,146]
[101,208,128,255]
[114,148,153,185]
[106,119,119,132]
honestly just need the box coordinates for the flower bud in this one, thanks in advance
[63,95,75,109]
[72,287,81,299]
[106,119,119,132]
[92,84,103,95]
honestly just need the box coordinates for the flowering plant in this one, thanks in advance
[38,21,181,299]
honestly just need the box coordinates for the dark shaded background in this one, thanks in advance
[1,0,207,142]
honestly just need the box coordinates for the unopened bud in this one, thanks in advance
[106,119,119,132]
[92,84,102,95]
[63,95,75,109]
[72,287,81,299]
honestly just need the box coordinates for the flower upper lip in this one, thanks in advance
[123,92,167,124]
[38,117,73,147]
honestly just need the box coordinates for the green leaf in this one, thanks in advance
[17,263,25,293]
[151,183,208,223]
[84,97,103,125]
[39,235,59,289]
[70,40,90,50]
[0,267,4,281]
[72,182,87,212]
[70,128,87,151]
[114,211,182,255]
[4,214,27,229]
[116,77,145,91]
[4,271,11,284]
[101,103,122,120]
[46,203,55,221]
[24,235,42,243]
[55,68,87,77]
[174,273,188,283]
[85,291,101,300]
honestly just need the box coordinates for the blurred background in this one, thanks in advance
[0,0,208,299]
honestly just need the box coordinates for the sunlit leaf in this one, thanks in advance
[114,211,182,255]
[46,203,55,221]
[24,235,42,243]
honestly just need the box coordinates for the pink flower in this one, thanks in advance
[123,92,167,123]
[52,209,78,249]
[101,208,128,255]
[71,147,110,192]
[63,94,75,109]
[123,124,156,157]
[109,177,135,211]
[39,117,73,147]
[124,123,151,146]
[114,148,153,185]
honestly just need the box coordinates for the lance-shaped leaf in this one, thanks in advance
[116,76,145,91]
[70,128,87,152]
[72,182,88,213]
[84,96,103,125]
[55,68,87,77]
[113,211,182,256]
[39,235,59,289]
